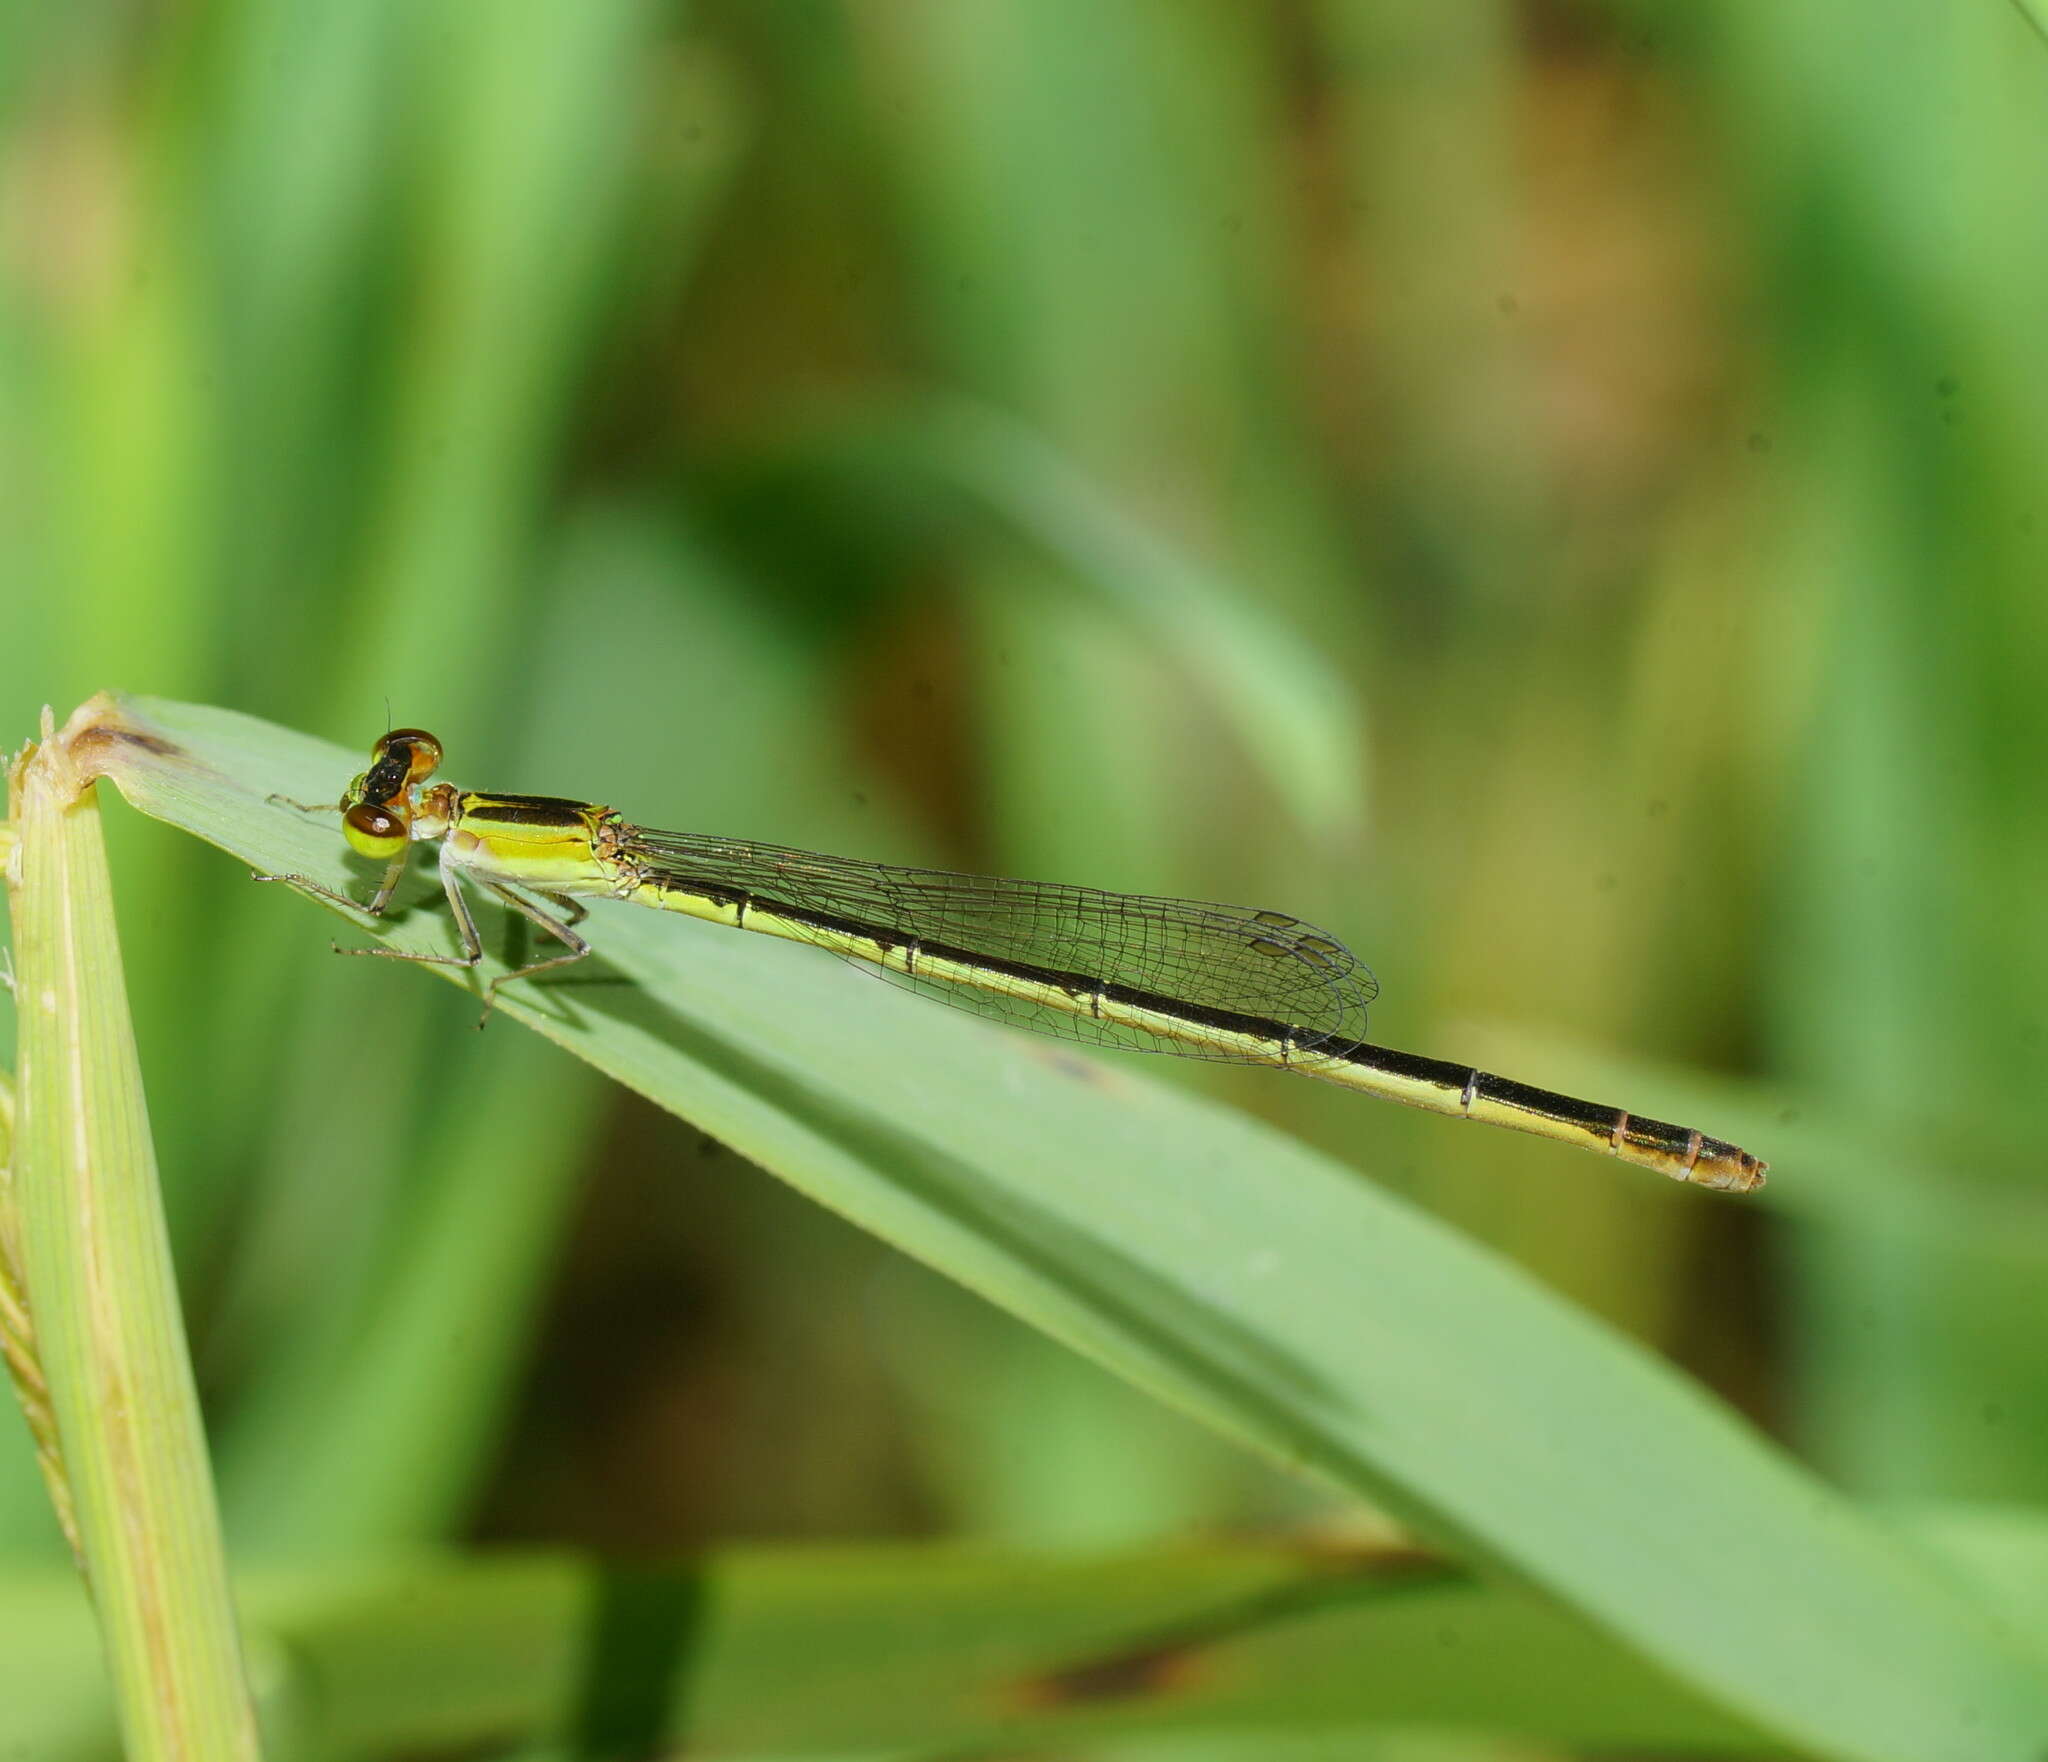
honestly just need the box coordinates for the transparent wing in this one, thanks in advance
[619,828,1377,1062]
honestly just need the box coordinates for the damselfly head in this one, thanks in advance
[340,728,443,857]
[347,731,443,808]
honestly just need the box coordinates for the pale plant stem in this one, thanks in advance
[6,707,262,1761]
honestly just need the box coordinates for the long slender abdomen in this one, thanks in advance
[627,874,1766,1192]
[1304,1042,1766,1192]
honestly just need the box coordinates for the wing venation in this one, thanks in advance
[621,829,1377,1062]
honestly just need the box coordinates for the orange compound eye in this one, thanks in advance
[383,729,443,785]
[343,802,409,861]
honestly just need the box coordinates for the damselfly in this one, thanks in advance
[258,729,1765,1193]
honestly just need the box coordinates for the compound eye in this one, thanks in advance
[343,802,408,861]
[383,729,443,784]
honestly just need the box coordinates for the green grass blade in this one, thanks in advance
[10,1504,2048,1756]
[6,710,261,1760]
[78,691,2048,1762]
[2005,0,2048,53]
[916,400,1370,849]
[0,1543,1770,1757]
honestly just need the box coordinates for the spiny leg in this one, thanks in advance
[251,848,411,919]
[475,881,592,1020]
[270,853,489,1002]
[323,855,488,975]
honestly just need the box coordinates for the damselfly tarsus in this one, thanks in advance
[257,729,1765,1193]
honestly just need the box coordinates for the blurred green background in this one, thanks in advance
[3,0,2046,1738]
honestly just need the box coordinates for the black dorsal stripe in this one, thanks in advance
[466,793,598,829]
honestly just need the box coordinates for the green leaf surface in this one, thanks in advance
[75,692,2048,1762]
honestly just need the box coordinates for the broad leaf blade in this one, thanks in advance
[77,691,2048,1762]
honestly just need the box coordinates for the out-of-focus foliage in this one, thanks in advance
[4,0,2048,1756]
